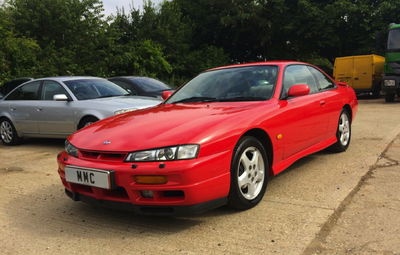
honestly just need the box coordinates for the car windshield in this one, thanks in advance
[388,29,400,50]
[129,77,170,92]
[64,79,130,100]
[166,65,278,104]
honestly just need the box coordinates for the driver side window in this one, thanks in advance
[282,65,319,97]
[41,81,69,100]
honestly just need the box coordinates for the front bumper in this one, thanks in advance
[382,75,400,94]
[57,150,231,215]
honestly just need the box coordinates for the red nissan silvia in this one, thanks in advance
[57,62,357,215]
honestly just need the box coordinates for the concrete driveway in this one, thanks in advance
[1,98,399,255]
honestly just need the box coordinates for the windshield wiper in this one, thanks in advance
[172,97,218,104]
[218,96,267,102]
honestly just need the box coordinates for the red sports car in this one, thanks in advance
[57,61,358,215]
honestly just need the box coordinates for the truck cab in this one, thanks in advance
[382,23,400,102]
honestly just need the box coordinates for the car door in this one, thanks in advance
[308,66,343,139]
[35,80,76,135]
[4,81,41,134]
[278,65,329,159]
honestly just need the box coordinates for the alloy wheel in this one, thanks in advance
[0,121,13,143]
[237,146,265,200]
[338,112,350,146]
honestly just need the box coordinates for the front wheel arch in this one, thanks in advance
[240,128,273,174]
[77,115,99,129]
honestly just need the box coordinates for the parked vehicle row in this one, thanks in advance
[0,77,162,145]
[56,61,358,215]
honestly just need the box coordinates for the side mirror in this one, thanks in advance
[53,94,69,101]
[287,84,310,97]
[337,81,348,87]
[161,90,173,100]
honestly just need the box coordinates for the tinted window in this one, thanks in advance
[42,81,69,100]
[129,78,170,92]
[308,66,335,91]
[64,79,129,100]
[109,79,138,95]
[282,65,318,97]
[166,65,278,103]
[5,81,40,100]
[388,29,400,50]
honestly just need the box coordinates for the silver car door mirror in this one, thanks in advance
[53,94,69,101]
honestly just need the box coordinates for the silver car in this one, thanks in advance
[0,77,162,145]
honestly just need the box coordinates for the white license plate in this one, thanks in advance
[65,166,113,189]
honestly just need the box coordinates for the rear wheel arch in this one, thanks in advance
[343,104,352,122]
[240,128,273,175]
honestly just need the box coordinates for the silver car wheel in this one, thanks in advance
[237,146,265,200]
[0,121,13,143]
[338,112,350,146]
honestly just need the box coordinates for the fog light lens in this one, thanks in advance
[141,190,154,198]
[134,175,167,184]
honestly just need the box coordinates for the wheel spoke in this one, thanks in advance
[238,172,250,188]
[247,183,257,198]
[338,123,344,132]
[256,170,264,183]
[240,154,251,170]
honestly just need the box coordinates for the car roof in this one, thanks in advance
[207,61,309,71]
[108,76,157,80]
[33,76,104,82]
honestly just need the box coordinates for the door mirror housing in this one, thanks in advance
[161,90,173,100]
[337,81,348,87]
[287,84,310,97]
[53,94,69,101]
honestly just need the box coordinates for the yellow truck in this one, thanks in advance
[333,54,385,97]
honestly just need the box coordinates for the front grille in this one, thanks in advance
[79,150,127,162]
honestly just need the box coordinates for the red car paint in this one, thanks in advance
[57,61,358,213]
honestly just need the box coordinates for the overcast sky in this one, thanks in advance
[102,0,165,16]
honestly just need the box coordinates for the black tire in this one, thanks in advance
[385,93,395,102]
[0,118,21,145]
[327,110,351,153]
[371,82,381,98]
[228,136,269,210]
[78,116,99,129]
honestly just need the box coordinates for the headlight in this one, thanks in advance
[384,80,396,86]
[125,145,199,162]
[114,108,137,115]
[65,140,79,157]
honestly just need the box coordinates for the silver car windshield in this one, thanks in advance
[166,65,278,104]
[64,79,130,100]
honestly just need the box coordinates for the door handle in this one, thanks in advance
[320,100,326,106]
[36,108,43,112]
[10,107,16,111]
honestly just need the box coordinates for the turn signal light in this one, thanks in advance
[134,175,167,184]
